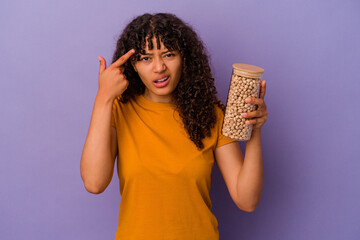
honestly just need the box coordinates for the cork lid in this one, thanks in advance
[232,63,264,78]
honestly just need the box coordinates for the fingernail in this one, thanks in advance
[241,113,247,117]
[246,98,251,103]
[245,120,250,125]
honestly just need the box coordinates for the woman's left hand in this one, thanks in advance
[241,80,268,130]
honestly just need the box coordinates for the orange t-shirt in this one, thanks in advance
[111,94,236,240]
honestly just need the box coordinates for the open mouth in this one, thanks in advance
[153,76,170,88]
[154,76,169,83]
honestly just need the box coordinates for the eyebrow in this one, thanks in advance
[141,50,172,55]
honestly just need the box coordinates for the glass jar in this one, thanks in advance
[222,63,264,141]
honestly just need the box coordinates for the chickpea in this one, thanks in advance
[222,64,264,141]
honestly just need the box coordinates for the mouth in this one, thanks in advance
[154,76,169,83]
[153,76,170,88]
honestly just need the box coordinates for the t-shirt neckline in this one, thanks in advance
[136,94,176,110]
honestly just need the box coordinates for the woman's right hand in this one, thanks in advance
[97,49,135,101]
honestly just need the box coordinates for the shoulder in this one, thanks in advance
[111,96,134,124]
[112,95,134,110]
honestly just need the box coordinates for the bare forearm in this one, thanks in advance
[80,93,115,193]
[236,129,264,211]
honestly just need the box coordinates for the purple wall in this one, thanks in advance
[1,0,359,239]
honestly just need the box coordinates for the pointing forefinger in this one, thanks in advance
[111,49,135,68]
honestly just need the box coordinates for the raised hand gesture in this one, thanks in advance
[97,49,135,101]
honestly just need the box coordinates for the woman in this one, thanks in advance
[81,13,268,239]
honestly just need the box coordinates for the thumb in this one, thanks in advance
[98,56,106,75]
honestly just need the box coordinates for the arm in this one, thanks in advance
[80,49,135,194]
[214,130,263,212]
[214,80,267,212]
[80,95,118,194]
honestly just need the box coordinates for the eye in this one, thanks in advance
[164,53,175,58]
[140,56,150,61]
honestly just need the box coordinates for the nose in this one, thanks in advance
[153,57,166,73]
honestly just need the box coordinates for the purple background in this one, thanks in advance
[1,0,359,239]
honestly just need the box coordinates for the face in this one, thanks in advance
[133,37,182,103]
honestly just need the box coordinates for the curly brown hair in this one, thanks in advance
[112,13,224,150]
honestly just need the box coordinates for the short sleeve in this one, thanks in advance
[215,104,238,148]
